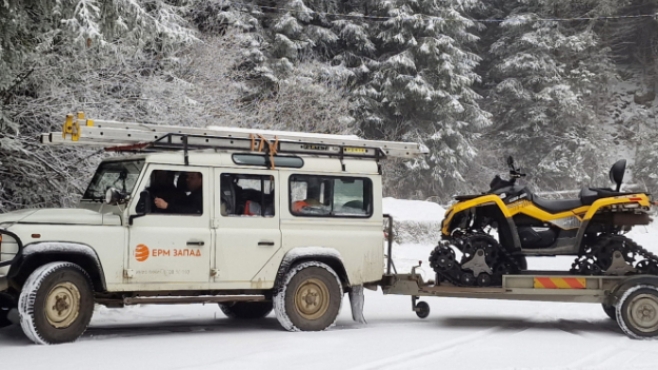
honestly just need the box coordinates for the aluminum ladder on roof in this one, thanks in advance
[40,112,428,160]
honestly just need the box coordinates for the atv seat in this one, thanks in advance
[579,187,637,205]
[532,197,583,213]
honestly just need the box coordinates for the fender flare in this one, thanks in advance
[8,241,106,292]
[608,275,658,305]
[274,247,350,293]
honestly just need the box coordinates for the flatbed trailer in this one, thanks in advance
[377,216,658,339]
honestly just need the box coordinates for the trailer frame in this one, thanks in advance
[378,215,658,339]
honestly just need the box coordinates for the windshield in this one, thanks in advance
[82,160,145,200]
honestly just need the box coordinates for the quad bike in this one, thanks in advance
[430,157,658,287]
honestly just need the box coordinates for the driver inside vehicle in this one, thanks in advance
[154,172,203,214]
[147,170,184,213]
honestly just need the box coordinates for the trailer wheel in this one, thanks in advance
[219,302,273,319]
[18,262,94,345]
[602,303,617,321]
[274,261,342,332]
[616,285,658,339]
[415,301,430,319]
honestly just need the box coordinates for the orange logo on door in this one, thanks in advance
[135,244,150,262]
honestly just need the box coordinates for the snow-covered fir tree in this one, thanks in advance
[479,0,616,191]
[0,0,195,211]
[366,0,491,199]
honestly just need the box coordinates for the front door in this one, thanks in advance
[215,168,281,286]
[128,165,212,284]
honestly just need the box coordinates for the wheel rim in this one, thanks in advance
[627,293,658,333]
[44,282,81,329]
[294,278,330,320]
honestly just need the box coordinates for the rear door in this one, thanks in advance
[214,168,281,286]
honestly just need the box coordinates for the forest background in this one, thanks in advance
[2,0,658,211]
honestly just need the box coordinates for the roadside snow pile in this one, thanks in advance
[382,198,445,245]
[628,222,658,254]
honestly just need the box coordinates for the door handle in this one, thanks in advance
[186,240,205,246]
[258,241,275,246]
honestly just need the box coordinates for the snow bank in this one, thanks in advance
[382,198,445,245]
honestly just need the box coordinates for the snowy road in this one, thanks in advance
[3,238,658,369]
[2,200,658,369]
[1,287,656,370]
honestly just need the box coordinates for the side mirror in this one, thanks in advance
[105,188,130,205]
[609,159,626,192]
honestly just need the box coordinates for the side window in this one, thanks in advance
[141,170,203,215]
[220,174,275,217]
[289,175,372,217]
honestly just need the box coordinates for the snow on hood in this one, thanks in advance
[1,208,120,226]
[0,208,39,225]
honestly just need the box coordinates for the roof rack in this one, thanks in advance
[40,113,428,161]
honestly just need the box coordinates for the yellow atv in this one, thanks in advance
[430,157,658,287]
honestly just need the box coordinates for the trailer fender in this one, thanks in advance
[609,275,658,305]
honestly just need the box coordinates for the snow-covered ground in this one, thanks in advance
[2,199,658,369]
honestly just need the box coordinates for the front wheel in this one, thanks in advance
[219,301,273,319]
[18,262,94,345]
[273,261,343,331]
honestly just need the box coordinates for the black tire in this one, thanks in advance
[415,301,430,319]
[616,285,658,339]
[0,308,12,328]
[274,262,342,331]
[219,301,273,319]
[18,262,94,345]
[602,303,617,321]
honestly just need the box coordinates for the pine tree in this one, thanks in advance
[479,0,616,191]
[365,0,491,199]
[0,0,195,211]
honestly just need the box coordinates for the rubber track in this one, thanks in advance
[430,232,520,288]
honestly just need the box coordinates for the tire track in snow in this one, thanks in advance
[347,326,508,370]
[540,337,632,370]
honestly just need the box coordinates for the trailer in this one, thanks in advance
[378,215,658,339]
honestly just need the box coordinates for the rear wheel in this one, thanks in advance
[219,301,273,319]
[18,262,94,344]
[274,261,342,331]
[616,285,658,339]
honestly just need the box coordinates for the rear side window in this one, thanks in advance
[220,173,275,217]
[289,175,372,218]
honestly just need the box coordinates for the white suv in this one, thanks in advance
[0,150,385,344]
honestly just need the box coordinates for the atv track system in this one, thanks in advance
[429,233,523,287]
[431,233,658,288]
[571,234,658,276]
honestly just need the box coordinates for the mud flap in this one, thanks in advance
[349,285,366,324]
